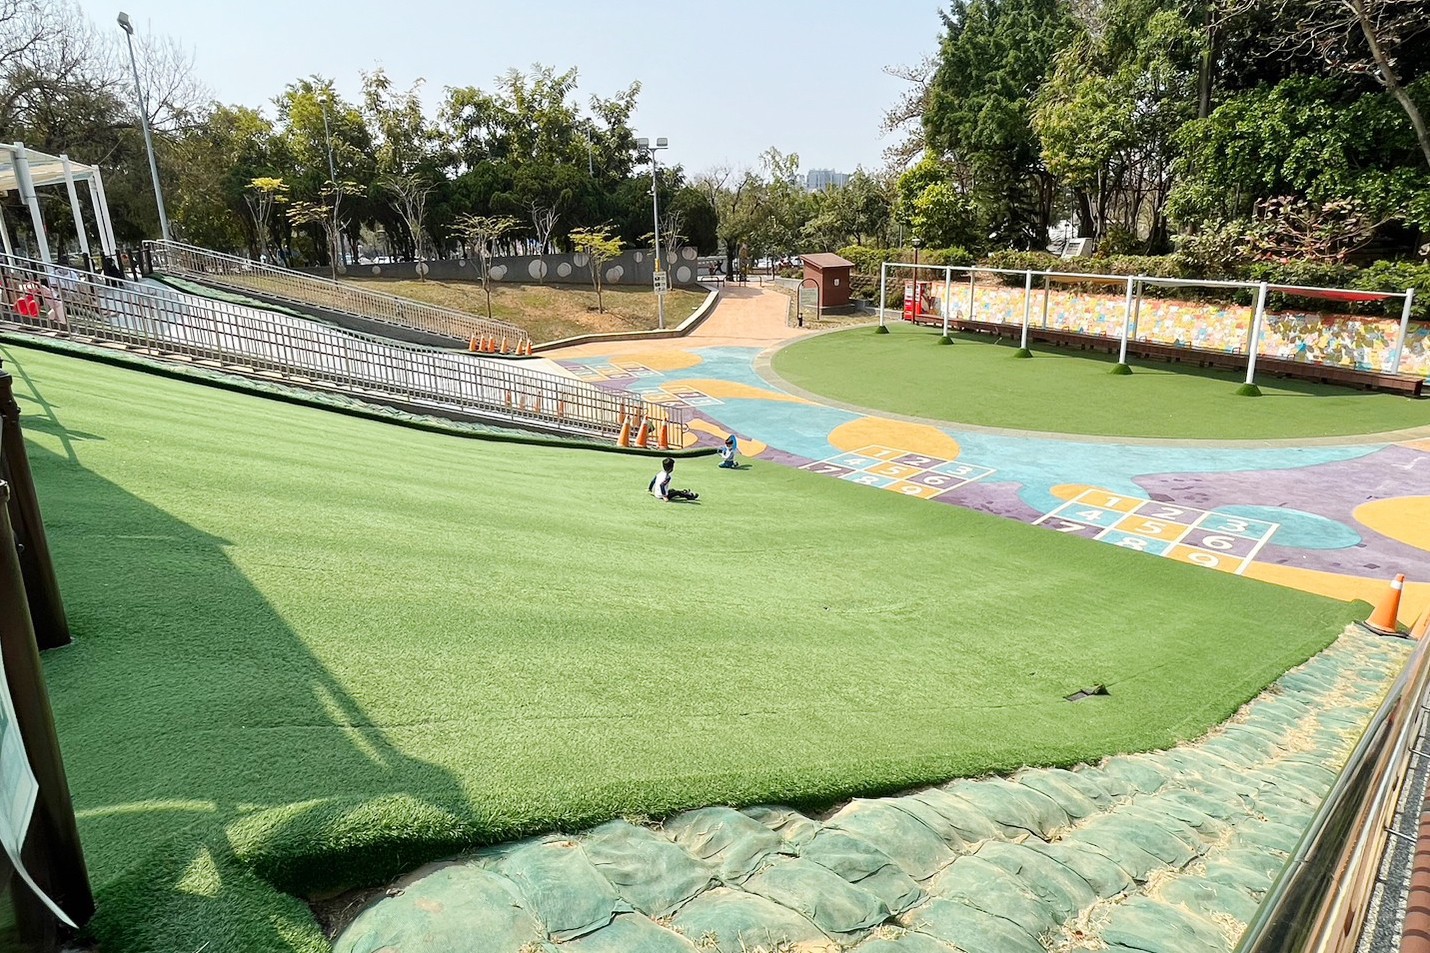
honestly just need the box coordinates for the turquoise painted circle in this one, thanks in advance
[1216,505,1361,550]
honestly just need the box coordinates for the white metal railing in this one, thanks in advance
[0,256,685,443]
[145,240,530,349]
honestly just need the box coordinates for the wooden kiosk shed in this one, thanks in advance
[801,253,855,310]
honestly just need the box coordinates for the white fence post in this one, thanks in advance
[878,261,888,329]
[1389,288,1416,376]
[1113,277,1134,374]
[1015,270,1034,357]
[1239,281,1270,396]
[941,266,952,342]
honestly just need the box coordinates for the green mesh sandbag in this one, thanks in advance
[1077,813,1198,870]
[1250,793,1316,831]
[743,858,890,936]
[883,796,971,850]
[1118,805,1208,858]
[943,779,1069,839]
[1200,848,1289,893]
[663,806,789,884]
[925,856,1059,937]
[1197,734,1268,767]
[495,837,626,941]
[669,886,835,953]
[1132,794,1229,842]
[333,863,541,953]
[1230,819,1303,855]
[901,789,1003,843]
[827,799,956,880]
[974,842,1097,921]
[1076,765,1136,801]
[1155,874,1260,925]
[903,897,1045,953]
[850,928,958,952]
[580,821,714,918]
[1024,841,1133,899]
[1097,756,1175,795]
[1059,825,1168,883]
[1014,769,1102,820]
[1157,748,1241,781]
[1100,895,1230,953]
[799,829,925,915]
[742,805,821,849]
[560,913,700,953]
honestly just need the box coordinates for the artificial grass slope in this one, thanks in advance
[5,341,1354,953]
[772,321,1430,439]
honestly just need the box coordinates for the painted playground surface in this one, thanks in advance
[552,287,1430,625]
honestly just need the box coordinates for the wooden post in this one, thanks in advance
[0,366,70,650]
[0,482,94,945]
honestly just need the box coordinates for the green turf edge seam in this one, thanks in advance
[0,332,715,459]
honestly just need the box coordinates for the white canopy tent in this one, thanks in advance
[0,143,118,266]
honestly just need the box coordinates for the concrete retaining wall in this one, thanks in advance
[307,246,711,289]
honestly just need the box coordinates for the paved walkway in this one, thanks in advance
[549,287,1430,625]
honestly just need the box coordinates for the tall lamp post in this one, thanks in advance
[636,136,669,330]
[316,92,341,277]
[117,12,170,243]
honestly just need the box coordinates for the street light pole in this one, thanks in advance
[117,12,170,243]
[637,136,669,330]
[317,92,340,278]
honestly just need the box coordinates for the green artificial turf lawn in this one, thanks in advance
[3,340,1358,953]
[771,321,1430,439]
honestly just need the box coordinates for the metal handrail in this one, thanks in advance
[0,256,686,444]
[145,239,531,348]
[1237,631,1430,953]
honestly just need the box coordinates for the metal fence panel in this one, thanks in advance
[0,257,687,445]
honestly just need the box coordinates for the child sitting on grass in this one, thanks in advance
[650,457,698,501]
[718,434,739,469]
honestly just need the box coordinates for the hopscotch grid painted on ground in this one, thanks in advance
[559,360,723,407]
[800,445,997,500]
[1033,488,1279,575]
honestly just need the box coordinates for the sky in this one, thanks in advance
[77,0,946,178]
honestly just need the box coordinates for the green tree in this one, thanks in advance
[568,225,622,313]
[923,0,1075,248]
[452,213,518,319]
[244,177,288,261]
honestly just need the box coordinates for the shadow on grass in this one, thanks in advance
[26,435,477,953]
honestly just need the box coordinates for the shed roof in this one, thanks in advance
[0,144,99,193]
[801,253,854,270]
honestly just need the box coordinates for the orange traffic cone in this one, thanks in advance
[1410,608,1430,641]
[469,335,479,352]
[617,418,632,447]
[657,423,670,450]
[1361,573,1406,636]
[634,417,651,447]
[524,339,533,357]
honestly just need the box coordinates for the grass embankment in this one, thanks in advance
[340,277,707,343]
[5,341,1355,952]
[772,321,1430,440]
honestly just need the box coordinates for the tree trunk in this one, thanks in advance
[1074,189,1095,239]
[1197,6,1217,119]
[1352,0,1430,170]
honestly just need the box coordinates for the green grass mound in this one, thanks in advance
[3,342,1355,952]
[771,322,1430,440]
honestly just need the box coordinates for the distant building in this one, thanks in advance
[805,169,850,192]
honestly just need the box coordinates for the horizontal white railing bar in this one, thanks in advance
[0,256,684,444]
[145,240,532,347]
[880,262,1412,301]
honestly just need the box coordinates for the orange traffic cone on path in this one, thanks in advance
[657,423,670,450]
[634,417,651,448]
[1410,608,1430,641]
[469,335,479,352]
[617,418,632,447]
[524,339,534,357]
[1361,573,1406,636]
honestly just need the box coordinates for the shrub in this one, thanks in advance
[983,250,1063,285]
[1353,259,1430,319]
[920,246,976,268]
[1097,225,1143,257]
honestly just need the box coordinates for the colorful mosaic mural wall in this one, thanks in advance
[908,280,1429,378]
